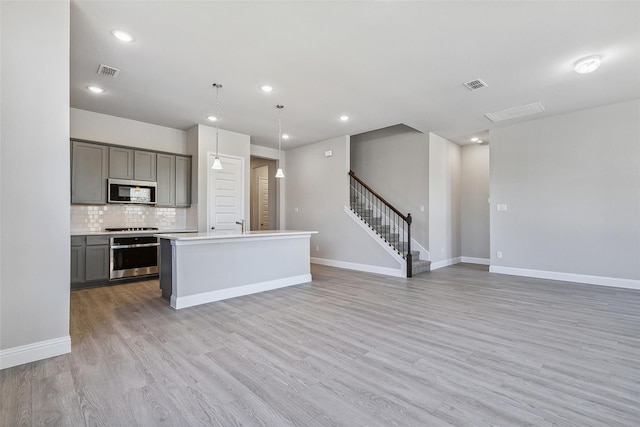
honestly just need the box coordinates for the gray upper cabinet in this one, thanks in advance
[156,154,176,207]
[175,156,191,207]
[134,150,157,181]
[71,141,108,204]
[109,147,134,179]
[72,139,190,207]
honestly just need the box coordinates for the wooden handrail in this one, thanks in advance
[349,170,409,222]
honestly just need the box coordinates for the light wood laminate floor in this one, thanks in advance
[2,263,639,426]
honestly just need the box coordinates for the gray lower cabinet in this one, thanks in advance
[156,154,176,206]
[71,141,108,204]
[134,150,157,181]
[70,244,85,284]
[176,155,191,207]
[71,235,110,289]
[109,147,134,179]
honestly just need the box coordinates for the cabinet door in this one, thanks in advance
[134,150,157,181]
[156,154,176,207]
[109,147,134,179]
[175,156,191,207]
[70,245,85,284]
[85,245,109,281]
[71,141,108,204]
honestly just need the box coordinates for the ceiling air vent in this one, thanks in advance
[485,102,546,122]
[97,64,120,78]
[463,79,488,91]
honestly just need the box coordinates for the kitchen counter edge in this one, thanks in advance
[71,229,198,236]
[156,230,318,241]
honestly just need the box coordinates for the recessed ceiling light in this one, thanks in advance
[207,115,218,122]
[112,29,134,43]
[339,115,349,122]
[476,140,483,144]
[282,134,290,140]
[574,55,602,74]
[87,85,105,94]
[470,137,479,142]
[261,85,273,93]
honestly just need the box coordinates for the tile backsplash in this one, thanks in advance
[71,204,188,232]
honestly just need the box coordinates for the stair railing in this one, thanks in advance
[349,170,413,277]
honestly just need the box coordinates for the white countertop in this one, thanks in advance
[156,230,317,241]
[71,228,198,236]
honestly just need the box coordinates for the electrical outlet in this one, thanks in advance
[497,251,503,259]
[420,205,425,212]
[295,207,299,213]
[441,247,445,254]
[497,204,508,211]
[315,245,320,252]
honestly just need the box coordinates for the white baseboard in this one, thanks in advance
[430,256,462,271]
[460,256,490,265]
[311,257,404,278]
[489,266,640,290]
[171,274,312,309]
[0,336,71,370]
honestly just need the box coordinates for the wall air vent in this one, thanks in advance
[463,79,488,91]
[97,64,120,78]
[485,102,546,122]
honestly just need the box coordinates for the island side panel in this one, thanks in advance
[159,239,173,301]
[172,234,312,308]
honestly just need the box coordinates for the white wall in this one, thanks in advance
[350,124,430,248]
[191,124,251,232]
[285,136,401,272]
[429,133,461,268]
[490,99,640,286]
[460,143,490,260]
[71,108,187,154]
[1,1,71,368]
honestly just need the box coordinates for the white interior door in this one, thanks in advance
[208,155,244,231]
[259,175,269,230]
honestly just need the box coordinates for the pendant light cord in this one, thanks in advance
[214,83,222,157]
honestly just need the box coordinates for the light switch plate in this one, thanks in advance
[497,204,508,211]
[324,150,333,157]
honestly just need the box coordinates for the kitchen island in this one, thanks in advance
[156,230,318,309]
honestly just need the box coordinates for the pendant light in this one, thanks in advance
[275,105,285,178]
[211,83,223,170]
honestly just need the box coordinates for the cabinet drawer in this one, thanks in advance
[71,236,85,246]
[86,236,110,246]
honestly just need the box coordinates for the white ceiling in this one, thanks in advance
[70,1,640,149]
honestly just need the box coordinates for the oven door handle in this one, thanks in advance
[111,243,160,249]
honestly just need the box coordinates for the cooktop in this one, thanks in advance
[104,227,159,232]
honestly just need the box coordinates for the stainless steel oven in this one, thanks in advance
[109,235,159,279]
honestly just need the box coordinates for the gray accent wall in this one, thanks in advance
[461,143,490,259]
[285,136,399,269]
[350,125,429,248]
[1,1,71,357]
[490,99,640,280]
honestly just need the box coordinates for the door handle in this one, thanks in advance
[211,226,215,230]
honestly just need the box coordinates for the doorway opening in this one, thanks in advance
[250,157,278,231]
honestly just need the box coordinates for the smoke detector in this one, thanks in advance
[463,79,488,91]
[97,64,120,78]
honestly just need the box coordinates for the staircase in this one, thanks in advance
[349,171,431,276]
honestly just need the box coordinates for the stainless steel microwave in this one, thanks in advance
[107,179,157,205]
